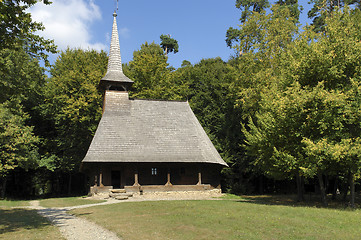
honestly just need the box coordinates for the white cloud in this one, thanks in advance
[30,0,106,51]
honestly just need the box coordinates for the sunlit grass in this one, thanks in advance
[0,199,29,208]
[71,199,361,240]
[39,196,105,208]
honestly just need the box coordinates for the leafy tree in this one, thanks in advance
[0,48,46,112]
[41,48,107,193]
[0,47,47,197]
[226,0,270,52]
[236,0,270,23]
[226,2,298,56]
[0,0,57,65]
[307,0,360,32]
[0,99,39,198]
[159,34,179,56]
[243,7,361,206]
[275,0,302,21]
[126,42,186,100]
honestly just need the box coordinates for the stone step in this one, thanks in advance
[110,189,126,193]
[115,196,128,200]
[109,192,133,198]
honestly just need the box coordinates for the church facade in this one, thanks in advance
[81,12,228,193]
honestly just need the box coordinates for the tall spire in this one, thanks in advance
[100,11,133,91]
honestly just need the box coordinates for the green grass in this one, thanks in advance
[0,199,29,208]
[71,199,361,240]
[0,208,64,239]
[39,196,106,208]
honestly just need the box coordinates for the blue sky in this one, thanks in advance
[30,0,313,69]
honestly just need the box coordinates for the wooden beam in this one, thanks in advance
[197,170,202,185]
[133,169,140,187]
[165,168,172,186]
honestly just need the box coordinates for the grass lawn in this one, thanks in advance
[0,199,29,208]
[71,199,361,240]
[0,208,64,239]
[39,196,106,208]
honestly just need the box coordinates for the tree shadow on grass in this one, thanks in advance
[0,208,52,235]
[232,194,360,210]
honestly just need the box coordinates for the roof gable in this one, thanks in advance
[82,91,227,167]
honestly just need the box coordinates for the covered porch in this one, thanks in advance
[81,162,222,194]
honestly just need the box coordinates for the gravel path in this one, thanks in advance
[29,200,121,240]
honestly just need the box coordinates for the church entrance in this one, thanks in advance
[111,170,121,189]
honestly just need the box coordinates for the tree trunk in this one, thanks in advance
[1,177,7,199]
[68,173,72,196]
[296,174,304,202]
[317,172,328,207]
[258,175,264,194]
[343,172,350,202]
[349,173,355,209]
[331,176,338,200]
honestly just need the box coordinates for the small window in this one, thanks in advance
[151,168,157,176]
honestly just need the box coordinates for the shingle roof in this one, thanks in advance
[100,12,133,86]
[82,91,228,167]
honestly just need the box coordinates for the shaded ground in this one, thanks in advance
[30,200,121,240]
[234,193,361,209]
[0,208,63,239]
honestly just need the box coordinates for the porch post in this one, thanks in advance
[197,170,202,185]
[133,169,140,186]
[99,169,104,187]
[165,168,172,186]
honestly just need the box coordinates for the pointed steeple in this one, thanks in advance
[100,11,133,91]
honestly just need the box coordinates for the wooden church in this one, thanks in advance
[81,12,228,194]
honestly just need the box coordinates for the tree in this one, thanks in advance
[226,0,270,52]
[236,0,270,23]
[226,2,298,56]
[275,0,302,21]
[243,7,361,206]
[0,100,39,198]
[0,0,57,65]
[159,34,179,56]
[0,48,46,111]
[41,48,107,194]
[126,42,186,100]
[178,58,246,193]
[307,0,360,32]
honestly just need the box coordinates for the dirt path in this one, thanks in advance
[29,200,121,240]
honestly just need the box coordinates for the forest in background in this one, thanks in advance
[1,0,361,207]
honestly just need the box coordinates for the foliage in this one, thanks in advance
[159,34,179,56]
[275,0,302,21]
[235,0,270,23]
[182,58,242,165]
[242,7,361,205]
[0,100,39,179]
[0,0,57,66]
[126,42,187,100]
[307,0,361,32]
[0,48,46,110]
[41,48,107,173]
[0,99,39,198]
[226,3,298,56]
